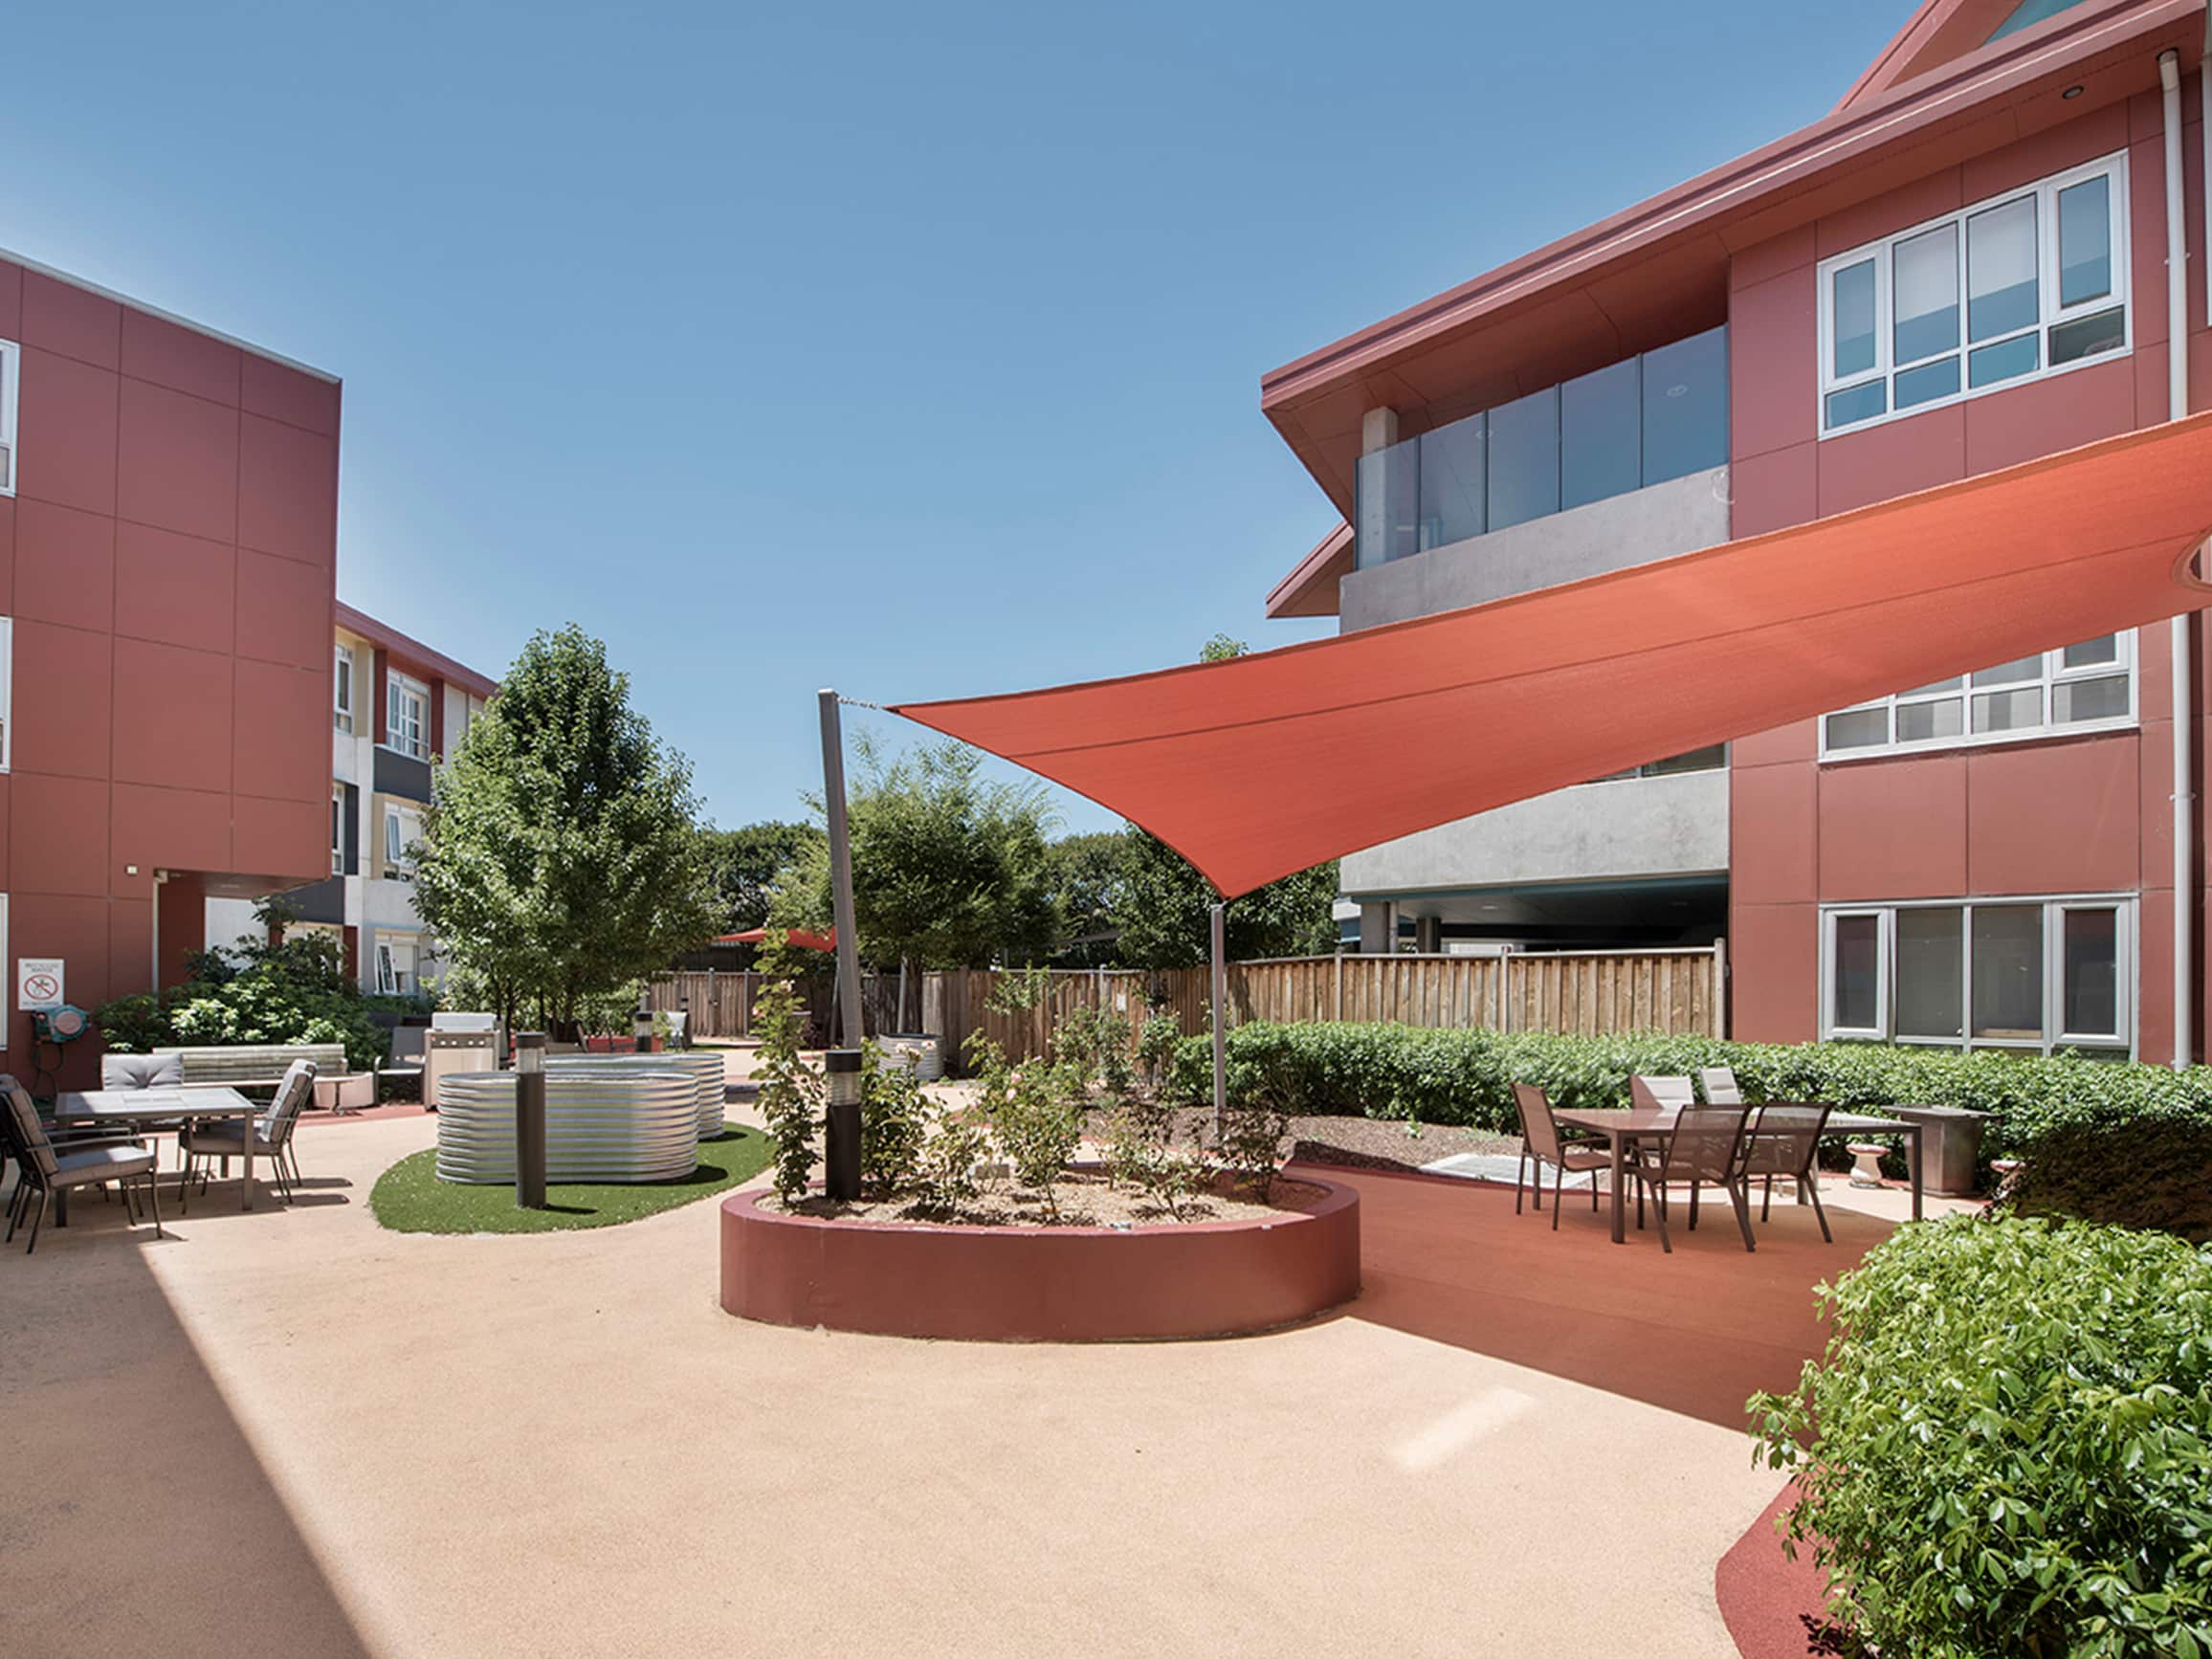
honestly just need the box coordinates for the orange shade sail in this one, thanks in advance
[718,927,836,951]
[893,417,2212,899]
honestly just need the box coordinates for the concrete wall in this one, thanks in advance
[0,256,339,1085]
[1344,767,1728,899]
[1725,88,2212,1053]
[1340,466,1731,632]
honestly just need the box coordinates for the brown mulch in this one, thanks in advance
[773,1170,1323,1230]
[1281,1115,1520,1175]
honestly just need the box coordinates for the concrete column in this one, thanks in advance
[1414,915,1443,954]
[1360,901,1398,955]
[1360,407,1400,456]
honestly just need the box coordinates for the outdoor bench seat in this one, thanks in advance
[150,1044,366,1109]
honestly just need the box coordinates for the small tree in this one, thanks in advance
[413,626,722,1036]
[705,821,825,938]
[754,974,821,1204]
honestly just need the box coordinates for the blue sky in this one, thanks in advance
[3,1,1903,836]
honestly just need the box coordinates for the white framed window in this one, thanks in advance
[375,936,418,996]
[1821,633,2134,759]
[384,804,421,876]
[1819,896,2134,1056]
[331,785,345,874]
[386,671,429,761]
[334,645,355,735]
[1818,153,2130,436]
[0,614,12,772]
[0,338,18,497]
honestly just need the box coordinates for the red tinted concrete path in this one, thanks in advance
[1718,1480,1848,1659]
[1306,1162,1889,1431]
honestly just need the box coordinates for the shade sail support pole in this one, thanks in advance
[1210,901,1228,1132]
[2163,49,2194,1070]
[820,690,866,1051]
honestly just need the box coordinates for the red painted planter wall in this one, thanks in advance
[0,259,339,1087]
[1725,88,2212,1056]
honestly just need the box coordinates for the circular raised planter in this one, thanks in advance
[546,1052,726,1137]
[719,1173,1360,1341]
[437,1071,699,1183]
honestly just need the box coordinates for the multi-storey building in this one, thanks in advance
[0,250,341,1089]
[1260,0,2212,1060]
[206,605,496,995]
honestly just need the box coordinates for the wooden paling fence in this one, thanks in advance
[651,941,1724,1068]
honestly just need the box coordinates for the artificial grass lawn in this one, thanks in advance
[369,1127,773,1234]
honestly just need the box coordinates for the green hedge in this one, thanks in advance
[1752,1217,2212,1656]
[1163,1023,2212,1160]
[1999,1118,2212,1242]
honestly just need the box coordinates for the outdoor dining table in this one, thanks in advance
[1551,1103,1925,1244]
[51,1088,264,1213]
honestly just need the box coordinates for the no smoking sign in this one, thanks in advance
[17,959,65,1012]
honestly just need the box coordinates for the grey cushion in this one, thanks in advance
[53,1143,156,1184]
[181,1123,276,1156]
[102,1052,184,1090]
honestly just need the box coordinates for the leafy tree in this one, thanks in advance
[1113,830,1338,969]
[770,737,1057,975]
[413,625,722,1036]
[1108,635,1338,969]
[1043,830,1127,966]
[704,820,825,933]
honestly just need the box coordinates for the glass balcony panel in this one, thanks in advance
[1640,325,1728,486]
[1967,197,2038,342]
[1487,387,1559,531]
[1560,360,1640,510]
[1355,439,1422,568]
[1416,414,1487,550]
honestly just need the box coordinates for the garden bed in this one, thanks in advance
[773,1167,1316,1228]
[720,1167,1360,1341]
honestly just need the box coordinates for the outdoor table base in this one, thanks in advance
[50,1089,262,1213]
[1552,1105,1923,1244]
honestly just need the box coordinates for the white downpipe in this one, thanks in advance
[2163,49,2193,1069]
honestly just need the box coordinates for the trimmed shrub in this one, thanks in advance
[1161,1022,2212,1163]
[1998,1118,2212,1243]
[1751,1217,2212,1657]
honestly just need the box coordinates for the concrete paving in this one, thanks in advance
[0,1090,1949,1659]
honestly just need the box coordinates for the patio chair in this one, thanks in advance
[1629,1074,1696,1112]
[1627,1103,1755,1253]
[178,1060,317,1208]
[1511,1083,1607,1228]
[0,1076,163,1255]
[1696,1066,1742,1105]
[1741,1103,1834,1242]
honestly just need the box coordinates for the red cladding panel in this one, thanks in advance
[111,637,234,790]
[11,621,113,780]
[237,413,338,563]
[10,774,112,897]
[235,547,332,671]
[119,309,242,407]
[0,259,22,338]
[19,271,121,370]
[232,794,328,882]
[12,498,115,635]
[1819,754,1969,901]
[232,660,328,805]
[1965,737,2142,894]
[1728,903,1819,1043]
[16,347,120,517]
[114,522,235,654]
[1731,764,1818,905]
[111,782,231,875]
[241,353,341,437]
[118,377,240,543]
[0,497,14,612]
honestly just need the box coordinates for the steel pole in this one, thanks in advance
[1210,900,1228,1132]
[514,1031,546,1209]
[819,689,867,1050]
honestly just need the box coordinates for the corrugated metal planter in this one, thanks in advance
[437,1072,701,1183]
[546,1052,726,1137]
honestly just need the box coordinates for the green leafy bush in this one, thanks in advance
[1996,1118,2212,1243]
[859,1040,929,1197]
[1751,1217,2212,1657]
[1159,1023,2212,1166]
[752,978,820,1204]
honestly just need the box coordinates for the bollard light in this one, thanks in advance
[515,1031,547,1209]
[825,1049,862,1202]
[633,993,654,1053]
